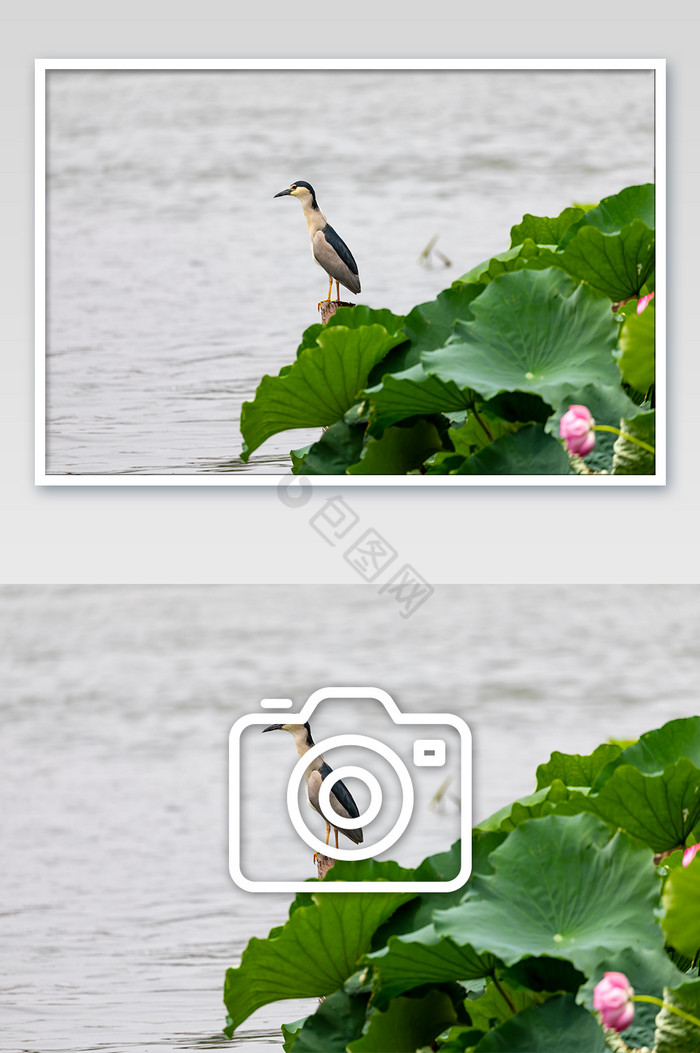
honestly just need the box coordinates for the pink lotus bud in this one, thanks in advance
[559,404,596,457]
[683,842,700,867]
[637,292,655,315]
[593,972,635,1032]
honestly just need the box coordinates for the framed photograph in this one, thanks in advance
[36,59,664,484]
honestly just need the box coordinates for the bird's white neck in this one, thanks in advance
[300,199,327,237]
[289,725,313,756]
[288,725,324,777]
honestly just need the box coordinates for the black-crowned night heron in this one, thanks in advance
[273,181,361,305]
[262,720,363,849]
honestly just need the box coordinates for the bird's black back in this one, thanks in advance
[323,223,359,277]
[319,760,360,819]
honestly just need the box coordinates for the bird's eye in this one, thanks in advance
[290,184,297,190]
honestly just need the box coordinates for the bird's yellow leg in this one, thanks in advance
[335,280,340,303]
[325,822,331,846]
[334,827,339,850]
[327,275,333,303]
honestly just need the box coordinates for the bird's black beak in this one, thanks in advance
[262,723,283,733]
[274,188,292,198]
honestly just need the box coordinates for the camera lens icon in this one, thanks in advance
[287,734,416,862]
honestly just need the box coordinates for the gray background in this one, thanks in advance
[1,5,700,1053]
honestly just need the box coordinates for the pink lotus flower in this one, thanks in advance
[559,405,596,457]
[593,972,635,1032]
[637,292,655,315]
[683,842,700,867]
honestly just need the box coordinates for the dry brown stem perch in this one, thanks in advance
[315,852,335,880]
[319,300,355,325]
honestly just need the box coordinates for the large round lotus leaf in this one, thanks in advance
[240,322,406,461]
[347,988,458,1053]
[284,988,368,1053]
[536,743,622,791]
[433,813,663,976]
[593,716,700,789]
[662,857,700,959]
[367,924,496,1008]
[448,424,571,475]
[365,362,472,431]
[473,994,609,1052]
[557,219,655,301]
[558,183,655,246]
[223,864,415,1034]
[346,419,443,475]
[421,269,620,408]
[510,207,586,248]
[618,299,655,392]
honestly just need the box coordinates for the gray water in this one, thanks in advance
[44,67,655,476]
[3,584,699,1052]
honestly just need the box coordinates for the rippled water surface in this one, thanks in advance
[43,67,655,475]
[3,584,698,1051]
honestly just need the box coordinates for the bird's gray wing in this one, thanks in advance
[323,224,359,278]
[319,760,360,818]
[313,227,361,294]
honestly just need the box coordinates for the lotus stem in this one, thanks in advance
[633,994,700,1030]
[593,424,655,454]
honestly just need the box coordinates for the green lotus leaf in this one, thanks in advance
[346,418,444,475]
[618,299,655,392]
[282,988,369,1053]
[468,977,553,1032]
[295,304,406,357]
[223,878,415,1034]
[536,743,623,791]
[579,758,700,853]
[365,364,473,431]
[367,924,496,1008]
[347,988,458,1053]
[557,219,655,301]
[426,414,521,474]
[662,857,700,958]
[654,980,700,1053]
[494,781,589,833]
[404,284,484,348]
[432,424,571,476]
[593,716,700,788]
[433,814,663,976]
[240,323,406,460]
[282,1016,306,1052]
[422,269,620,407]
[292,420,365,475]
[510,206,586,248]
[371,836,493,954]
[472,994,609,1052]
[435,1025,485,1052]
[558,183,655,246]
[504,956,585,996]
[612,408,655,475]
[456,239,560,286]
